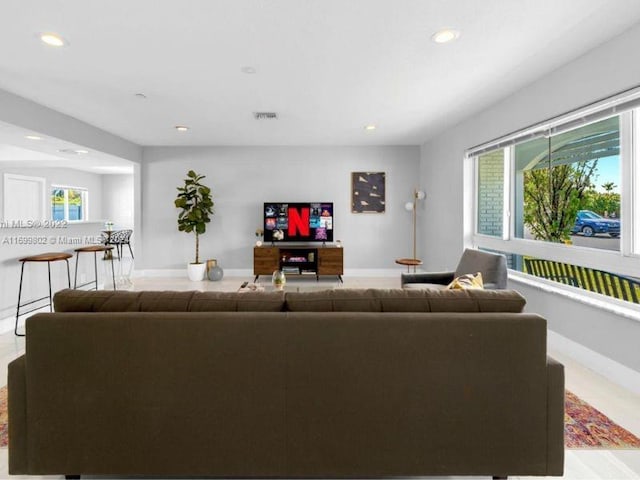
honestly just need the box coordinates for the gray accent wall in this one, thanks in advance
[420,23,640,374]
[140,146,420,271]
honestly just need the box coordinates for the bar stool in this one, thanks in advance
[74,245,116,291]
[15,252,72,337]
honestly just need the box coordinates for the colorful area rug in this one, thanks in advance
[0,386,7,448]
[565,390,640,448]
[0,386,638,449]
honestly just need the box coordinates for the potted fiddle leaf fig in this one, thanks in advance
[175,170,214,280]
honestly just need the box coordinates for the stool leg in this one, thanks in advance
[74,253,80,289]
[66,259,71,288]
[48,261,53,312]
[110,251,116,290]
[93,251,98,290]
[15,262,26,337]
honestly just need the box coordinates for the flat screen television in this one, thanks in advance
[263,202,334,243]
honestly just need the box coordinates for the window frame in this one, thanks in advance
[51,184,89,223]
[470,105,640,283]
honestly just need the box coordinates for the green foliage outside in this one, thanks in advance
[523,161,597,242]
[67,189,83,206]
[175,170,214,264]
[524,160,622,242]
[51,189,83,205]
[581,181,620,218]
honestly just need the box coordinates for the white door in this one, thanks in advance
[3,174,46,221]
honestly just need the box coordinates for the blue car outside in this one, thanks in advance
[571,210,620,238]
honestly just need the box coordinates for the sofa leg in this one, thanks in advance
[493,476,507,479]
[65,476,80,479]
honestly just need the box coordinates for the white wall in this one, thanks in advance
[1,166,104,221]
[420,23,640,374]
[102,174,134,229]
[140,146,420,271]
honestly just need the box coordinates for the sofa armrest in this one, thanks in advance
[401,271,454,286]
[8,355,28,474]
[546,355,565,476]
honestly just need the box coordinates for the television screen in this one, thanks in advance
[263,202,334,242]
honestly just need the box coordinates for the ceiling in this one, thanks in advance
[0,121,134,173]
[1,0,640,147]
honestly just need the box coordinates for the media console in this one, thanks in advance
[254,245,343,282]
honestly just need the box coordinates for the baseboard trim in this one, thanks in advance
[133,268,402,278]
[548,329,640,395]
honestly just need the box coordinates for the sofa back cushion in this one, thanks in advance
[53,289,286,312]
[284,288,525,313]
[54,287,524,314]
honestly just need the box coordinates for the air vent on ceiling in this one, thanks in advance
[253,112,278,120]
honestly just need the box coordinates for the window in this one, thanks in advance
[470,87,640,305]
[513,116,621,251]
[51,186,88,222]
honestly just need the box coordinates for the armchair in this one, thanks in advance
[401,248,507,289]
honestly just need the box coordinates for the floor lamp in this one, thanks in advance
[403,188,425,271]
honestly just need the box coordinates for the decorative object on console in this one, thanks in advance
[206,259,224,281]
[255,228,264,247]
[175,170,214,281]
[351,172,385,213]
[272,269,286,289]
[396,187,425,272]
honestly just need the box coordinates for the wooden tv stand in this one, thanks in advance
[254,245,343,282]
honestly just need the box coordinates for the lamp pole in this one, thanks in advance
[412,189,418,261]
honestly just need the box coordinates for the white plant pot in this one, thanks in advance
[187,262,207,281]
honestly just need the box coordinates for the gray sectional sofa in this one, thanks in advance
[9,288,564,478]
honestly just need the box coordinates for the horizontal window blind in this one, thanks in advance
[467,84,640,157]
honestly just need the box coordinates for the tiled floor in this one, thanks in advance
[2,270,640,479]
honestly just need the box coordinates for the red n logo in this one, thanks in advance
[288,207,309,237]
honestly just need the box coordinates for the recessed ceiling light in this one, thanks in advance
[364,124,377,131]
[175,125,189,132]
[431,28,460,44]
[40,32,66,47]
[241,66,257,74]
[25,135,42,140]
[57,148,88,155]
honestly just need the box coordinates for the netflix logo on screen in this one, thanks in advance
[264,202,333,243]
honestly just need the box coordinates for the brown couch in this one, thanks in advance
[9,288,564,479]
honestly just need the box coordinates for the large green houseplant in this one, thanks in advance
[175,170,214,280]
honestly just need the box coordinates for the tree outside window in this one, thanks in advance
[514,116,621,250]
